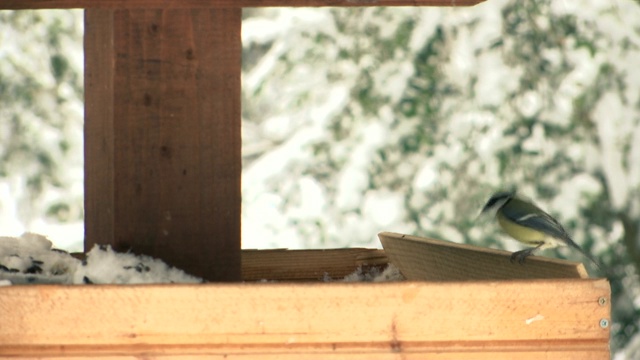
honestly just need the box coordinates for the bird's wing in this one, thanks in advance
[502,198,572,241]
[502,197,604,271]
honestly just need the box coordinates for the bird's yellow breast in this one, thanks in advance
[496,212,547,245]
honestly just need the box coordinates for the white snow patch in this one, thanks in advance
[593,92,629,210]
[0,233,202,285]
[362,191,406,228]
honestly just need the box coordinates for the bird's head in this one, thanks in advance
[480,190,516,215]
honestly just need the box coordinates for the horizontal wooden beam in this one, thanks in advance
[1,0,484,10]
[242,248,387,281]
[68,248,387,281]
[0,279,610,358]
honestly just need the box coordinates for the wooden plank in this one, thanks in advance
[1,0,485,10]
[241,248,388,281]
[84,9,242,281]
[0,280,610,358]
[379,232,592,281]
[68,248,387,281]
[84,10,116,250]
[0,352,610,360]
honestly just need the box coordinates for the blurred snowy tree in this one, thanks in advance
[241,0,640,354]
[0,10,84,249]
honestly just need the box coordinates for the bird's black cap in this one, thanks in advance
[481,190,516,213]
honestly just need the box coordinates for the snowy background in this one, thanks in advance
[1,0,640,356]
[0,10,84,249]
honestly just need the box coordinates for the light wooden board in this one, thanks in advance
[0,280,610,358]
[242,248,387,281]
[0,353,608,360]
[84,9,242,281]
[1,0,485,10]
[379,232,591,281]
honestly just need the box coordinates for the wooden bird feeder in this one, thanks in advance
[0,1,610,358]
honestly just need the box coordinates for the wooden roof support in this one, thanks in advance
[84,9,242,281]
[1,0,484,10]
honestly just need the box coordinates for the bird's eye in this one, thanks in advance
[486,198,499,207]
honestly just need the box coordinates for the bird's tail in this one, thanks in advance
[566,237,605,274]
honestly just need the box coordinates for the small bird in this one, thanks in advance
[480,190,602,270]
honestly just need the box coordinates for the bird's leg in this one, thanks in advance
[510,242,544,264]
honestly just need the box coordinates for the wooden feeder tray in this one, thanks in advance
[1,233,611,359]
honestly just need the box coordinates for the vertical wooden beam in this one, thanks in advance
[84,9,242,281]
[85,9,116,251]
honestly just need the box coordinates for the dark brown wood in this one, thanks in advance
[68,248,387,281]
[84,9,242,281]
[241,248,388,281]
[85,10,116,253]
[2,0,484,10]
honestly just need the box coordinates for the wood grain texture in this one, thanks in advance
[0,352,610,360]
[379,232,593,281]
[241,248,388,281]
[0,280,610,358]
[84,9,116,250]
[68,248,388,281]
[1,0,485,10]
[84,9,242,281]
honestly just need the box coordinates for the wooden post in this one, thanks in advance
[84,9,242,281]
